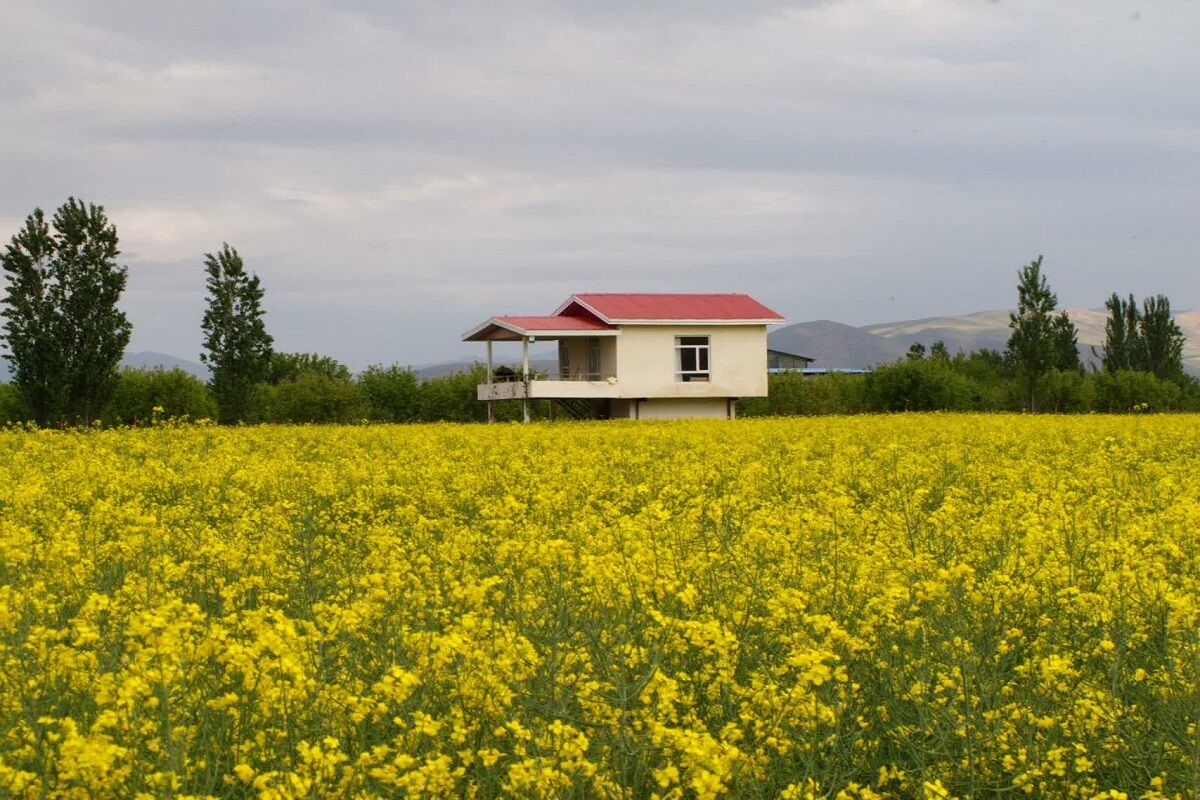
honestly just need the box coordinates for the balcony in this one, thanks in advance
[477,370,620,401]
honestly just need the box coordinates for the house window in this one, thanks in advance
[587,337,601,378]
[675,336,710,382]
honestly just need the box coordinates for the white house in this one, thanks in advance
[462,293,784,420]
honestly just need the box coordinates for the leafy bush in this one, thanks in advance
[262,372,368,424]
[1036,369,1092,413]
[1091,370,1183,412]
[740,373,867,416]
[0,383,24,424]
[267,352,352,384]
[416,367,485,422]
[102,368,217,425]
[418,364,549,422]
[358,365,421,423]
[864,359,978,412]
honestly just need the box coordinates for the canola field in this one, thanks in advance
[1,416,1199,799]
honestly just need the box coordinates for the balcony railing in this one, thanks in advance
[489,369,616,383]
[552,368,616,381]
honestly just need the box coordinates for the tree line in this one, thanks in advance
[743,256,1197,417]
[2,202,1195,426]
[0,197,551,427]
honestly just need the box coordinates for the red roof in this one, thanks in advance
[562,293,783,322]
[494,315,611,332]
[463,293,782,341]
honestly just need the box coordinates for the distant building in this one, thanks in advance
[767,348,815,373]
[796,367,872,376]
[463,293,784,420]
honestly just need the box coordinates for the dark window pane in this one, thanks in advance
[679,336,708,346]
[680,349,698,371]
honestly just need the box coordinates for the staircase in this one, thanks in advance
[553,398,594,420]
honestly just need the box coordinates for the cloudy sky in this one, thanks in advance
[3,1,1197,367]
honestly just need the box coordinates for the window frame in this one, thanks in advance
[675,335,711,382]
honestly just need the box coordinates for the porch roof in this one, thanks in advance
[463,315,617,342]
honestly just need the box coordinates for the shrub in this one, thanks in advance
[864,359,978,412]
[1036,369,1092,413]
[267,352,352,384]
[418,365,549,422]
[0,383,24,424]
[417,367,485,422]
[1092,370,1183,412]
[741,372,868,417]
[263,373,368,423]
[102,368,217,425]
[358,365,421,423]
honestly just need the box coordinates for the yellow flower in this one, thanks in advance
[0,415,1198,797]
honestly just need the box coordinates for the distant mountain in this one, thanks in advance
[773,308,1200,376]
[0,351,208,381]
[121,351,208,378]
[769,320,906,368]
[415,357,557,381]
[861,310,1013,356]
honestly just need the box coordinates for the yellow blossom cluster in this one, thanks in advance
[0,415,1198,798]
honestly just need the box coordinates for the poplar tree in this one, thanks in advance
[1051,310,1081,372]
[1005,256,1078,411]
[1102,293,1142,372]
[1102,293,1183,378]
[1139,294,1185,379]
[1,210,58,422]
[200,244,273,423]
[1,199,132,424]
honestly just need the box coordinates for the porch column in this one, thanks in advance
[522,336,530,423]
[486,340,494,423]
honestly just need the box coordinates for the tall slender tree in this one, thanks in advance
[1139,294,1185,380]
[1101,293,1142,373]
[54,200,133,422]
[200,244,273,423]
[1,210,58,422]
[1005,255,1076,411]
[1,199,131,424]
[1051,310,1081,372]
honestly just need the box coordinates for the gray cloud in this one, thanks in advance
[1,0,1197,367]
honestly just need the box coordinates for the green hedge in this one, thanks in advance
[0,383,23,425]
[4,361,1195,427]
[102,367,218,425]
[738,367,1199,417]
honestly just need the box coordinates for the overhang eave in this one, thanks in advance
[463,318,619,342]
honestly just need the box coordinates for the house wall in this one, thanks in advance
[613,324,768,399]
[480,325,768,405]
[612,398,731,420]
[558,336,617,379]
